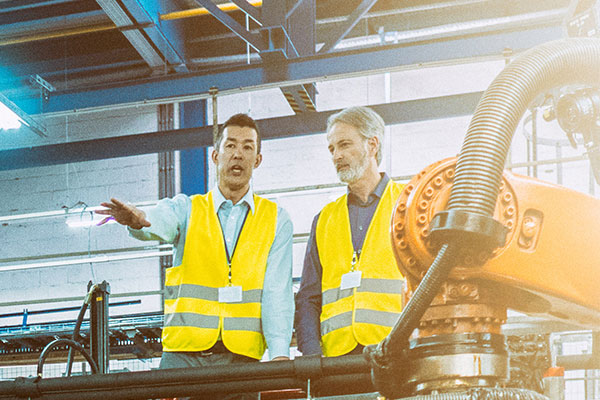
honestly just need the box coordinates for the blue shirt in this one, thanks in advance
[294,173,390,356]
[129,187,294,359]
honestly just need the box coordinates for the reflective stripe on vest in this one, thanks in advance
[321,278,404,306]
[164,284,263,304]
[321,309,401,336]
[162,191,277,359]
[317,180,405,357]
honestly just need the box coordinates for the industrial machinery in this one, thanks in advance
[365,37,600,399]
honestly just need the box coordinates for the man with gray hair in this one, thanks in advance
[295,106,406,357]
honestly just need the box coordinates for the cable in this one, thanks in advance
[37,338,98,379]
[65,296,89,376]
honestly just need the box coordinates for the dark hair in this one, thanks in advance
[214,113,261,154]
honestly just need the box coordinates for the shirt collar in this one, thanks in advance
[348,172,390,205]
[213,185,255,214]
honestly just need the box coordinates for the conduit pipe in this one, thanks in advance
[448,38,600,216]
[0,354,372,400]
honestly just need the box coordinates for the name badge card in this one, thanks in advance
[218,286,242,303]
[340,271,362,290]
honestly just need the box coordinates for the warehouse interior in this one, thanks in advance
[0,0,599,399]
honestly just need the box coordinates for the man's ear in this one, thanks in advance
[368,136,379,157]
[211,149,218,164]
[254,153,263,169]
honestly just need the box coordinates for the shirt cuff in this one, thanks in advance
[300,341,323,356]
[268,340,291,360]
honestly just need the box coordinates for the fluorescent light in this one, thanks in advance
[65,212,116,228]
[0,101,22,130]
[0,92,46,137]
[0,249,174,273]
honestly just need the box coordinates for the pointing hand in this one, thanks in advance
[96,198,151,229]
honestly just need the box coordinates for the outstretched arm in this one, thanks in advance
[262,207,294,360]
[96,198,151,229]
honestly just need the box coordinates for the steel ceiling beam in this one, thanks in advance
[230,0,261,24]
[193,0,264,51]
[96,0,187,70]
[15,24,562,115]
[0,92,482,171]
[285,0,306,20]
[317,0,378,54]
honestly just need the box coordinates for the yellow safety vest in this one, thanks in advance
[162,191,278,359]
[317,180,405,357]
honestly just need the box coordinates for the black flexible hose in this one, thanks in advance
[381,244,458,353]
[66,300,89,376]
[365,244,459,398]
[365,244,458,362]
[37,338,99,379]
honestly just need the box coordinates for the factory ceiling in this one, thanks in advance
[0,0,575,168]
[0,0,571,113]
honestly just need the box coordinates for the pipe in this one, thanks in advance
[448,38,600,217]
[0,355,370,399]
[0,23,114,46]
[160,1,263,21]
[0,374,371,400]
[36,338,99,378]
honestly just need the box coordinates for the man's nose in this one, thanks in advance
[332,148,342,162]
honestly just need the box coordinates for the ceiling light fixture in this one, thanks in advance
[0,92,46,137]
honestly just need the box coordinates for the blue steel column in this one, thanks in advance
[179,100,209,195]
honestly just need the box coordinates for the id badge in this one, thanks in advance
[218,285,242,303]
[340,271,362,290]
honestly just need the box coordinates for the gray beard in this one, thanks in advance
[337,155,369,184]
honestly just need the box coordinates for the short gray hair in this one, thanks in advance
[326,106,385,165]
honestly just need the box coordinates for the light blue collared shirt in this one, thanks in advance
[129,186,294,359]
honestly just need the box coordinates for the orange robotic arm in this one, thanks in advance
[392,157,600,330]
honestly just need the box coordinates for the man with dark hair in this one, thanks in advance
[214,113,262,154]
[98,113,294,377]
[295,106,405,358]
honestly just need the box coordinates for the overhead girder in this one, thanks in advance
[317,0,378,54]
[193,0,265,52]
[0,1,567,96]
[0,92,482,171]
[230,0,261,23]
[96,0,188,71]
[14,24,562,116]
[194,0,317,112]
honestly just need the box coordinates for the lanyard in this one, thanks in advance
[218,205,250,285]
[350,249,361,272]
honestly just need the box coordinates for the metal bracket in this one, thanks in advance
[29,74,55,102]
